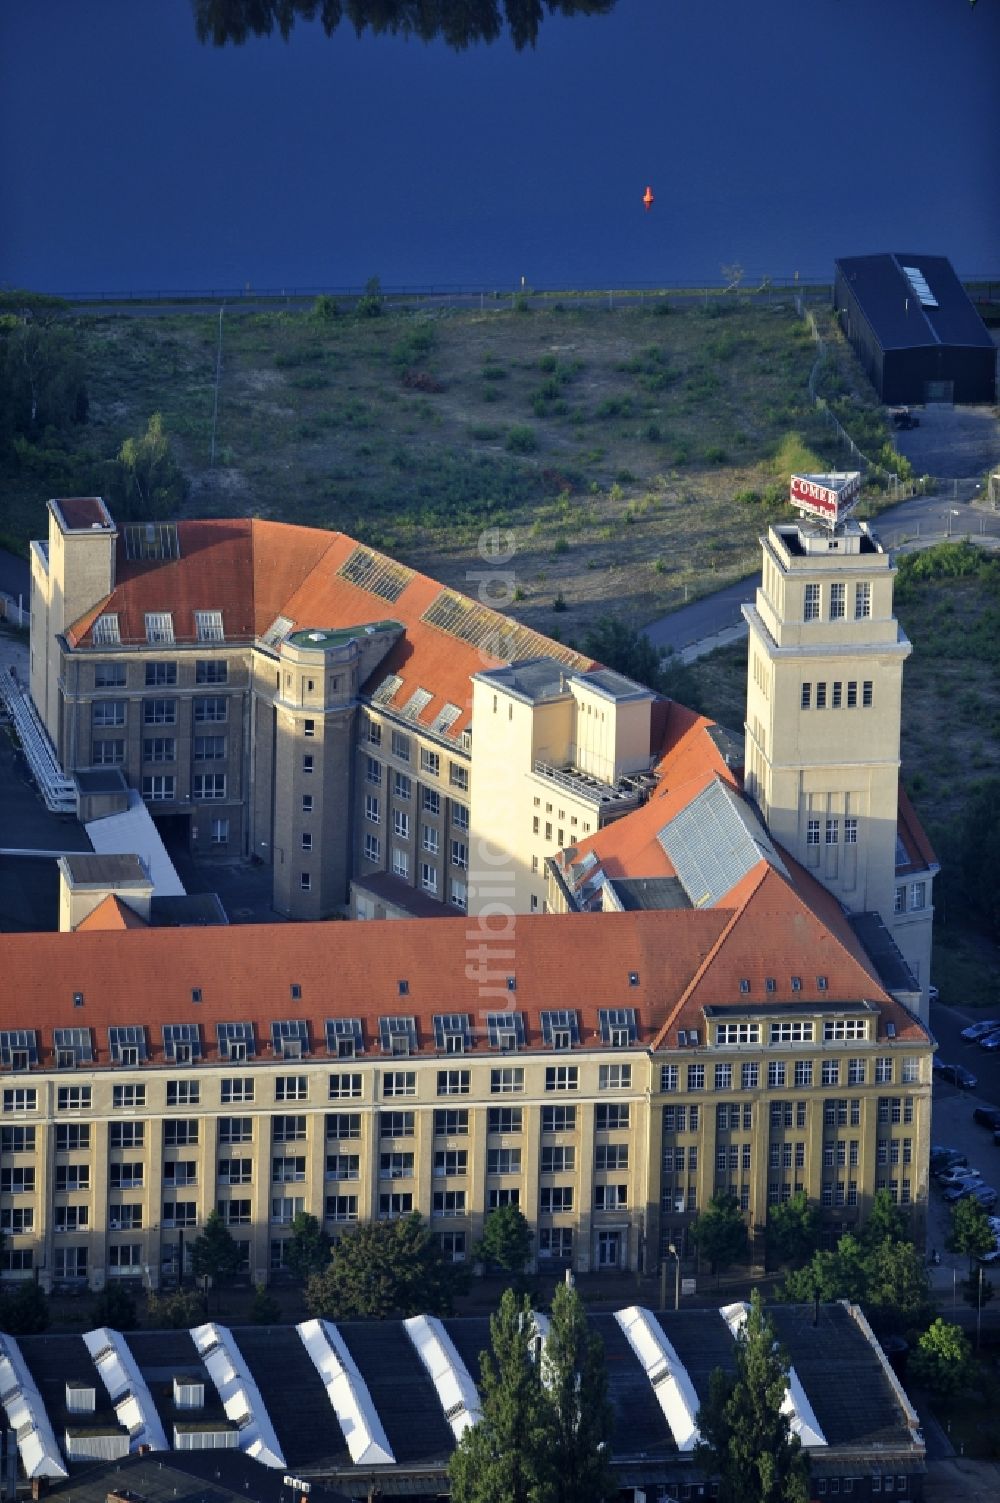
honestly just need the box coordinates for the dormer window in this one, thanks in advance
[53,1027,92,1068]
[434,1014,471,1054]
[145,612,175,645]
[739,979,751,995]
[73,992,85,1008]
[541,1011,579,1050]
[599,1009,637,1047]
[108,1026,147,1065]
[195,610,224,643]
[398,980,410,997]
[790,977,802,992]
[506,977,517,992]
[628,972,639,987]
[380,1016,417,1056]
[92,613,121,646]
[765,978,777,994]
[290,984,302,1001]
[817,976,828,992]
[325,1018,363,1057]
[217,1021,255,1060]
[163,1023,201,1064]
[191,988,203,1004]
[0,1031,38,1070]
[487,1012,525,1052]
[272,1019,309,1059]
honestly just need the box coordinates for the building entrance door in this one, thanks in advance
[596,1230,622,1268]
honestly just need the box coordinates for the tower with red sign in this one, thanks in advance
[741,500,937,1018]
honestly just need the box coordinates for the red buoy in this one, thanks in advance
[642,185,654,211]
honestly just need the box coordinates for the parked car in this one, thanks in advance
[928,985,940,1004]
[971,1186,998,1210]
[962,1019,1000,1042]
[890,406,920,430]
[943,1180,991,1204]
[954,1066,979,1089]
[979,1031,1000,1052]
[973,1107,1000,1130]
[931,1145,967,1172]
[938,1167,982,1190]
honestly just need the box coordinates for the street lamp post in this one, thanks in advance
[660,1242,681,1311]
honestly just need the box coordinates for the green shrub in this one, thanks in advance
[506,426,538,454]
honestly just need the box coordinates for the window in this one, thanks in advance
[393,771,411,802]
[272,1194,306,1224]
[218,1117,252,1144]
[830,582,845,620]
[0,1167,34,1194]
[167,1079,200,1106]
[218,1020,255,1059]
[379,1191,413,1218]
[436,1109,470,1136]
[193,772,226,800]
[596,1104,630,1131]
[272,1116,306,1143]
[364,833,381,863]
[94,699,126,728]
[383,1071,416,1098]
[826,818,839,845]
[326,1195,359,1222]
[194,735,226,761]
[439,1231,467,1263]
[855,581,872,619]
[163,1119,199,1147]
[328,1072,362,1101]
[595,1143,628,1170]
[57,1085,92,1111]
[450,762,470,792]
[540,1145,575,1173]
[539,1227,573,1261]
[275,1075,308,1103]
[55,1123,89,1150]
[541,1106,574,1132]
[436,1150,470,1177]
[92,738,125,764]
[366,756,382,788]
[716,1022,760,1046]
[420,748,440,777]
[299,871,311,893]
[145,612,175,644]
[53,1205,88,1233]
[389,730,411,764]
[660,1065,679,1093]
[816,682,827,709]
[541,1186,574,1214]
[863,681,873,707]
[432,1190,467,1216]
[221,1078,254,1103]
[163,1161,197,1188]
[449,879,467,910]
[599,1064,632,1090]
[195,696,228,722]
[804,583,820,621]
[109,1204,143,1231]
[715,1064,733,1091]
[108,1162,143,1190]
[491,1067,525,1094]
[594,1184,627,1211]
[303,754,314,774]
[807,818,820,847]
[420,861,438,894]
[823,1019,867,1041]
[801,682,811,709]
[844,816,858,844]
[848,1059,866,1085]
[112,1083,146,1109]
[0,1126,34,1153]
[452,802,470,831]
[423,787,440,815]
[768,1062,786,1088]
[379,1111,415,1137]
[910,882,926,911]
[196,660,228,684]
[832,681,843,708]
[219,1199,251,1226]
[56,1164,89,1191]
[794,1061,813,1087]
[545,1065,579,1092]
[875,1057,893,1084]
[142,773,175,802]
[95,661,126,687]
[326,1153,360,1180]
[488,1188,520,1210]
[821,1060,840,1086]
[110,1122,144,1148]
[687,1065,705,1091]
[326,1113,362,1140]
[143,698,176,725]
[451,839,468,870]
[436,1069,470,1097]
[145,661,177,686]
[392,847,409,880]
[771,1021,814,1044]
[421,825,439,856]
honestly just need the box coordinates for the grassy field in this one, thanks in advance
[2,298,898,637]
[692,545,1000,1006]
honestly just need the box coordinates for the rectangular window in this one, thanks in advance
[771,1022,814,1044]
[821,1060,840,1086]
[383,1071,416,1098]
[195,660,228,685]
[218,1117,252,1144]
[145,612,175,645]
[595,1143,627,1170]
[110,1121,144,1148]
[594,1184,627,1211]
[379,1111,414,1138]
[419,748,440,777]
[221,1078,254,1103]
[364,832,381,863]
[540,1186,574,1214]
[193,772,226,800]
[816,682,827,709]
[742,1062,759,1090]
[804,583,820,621]
[95,662,126,688]
[432,1190,466,1217]
[391,847,409,879]
[794,1061,813,1087]
[379,1191,413,1218]
[832,681,843,708]
[145,661,177,686]
[491,1067,525,1094]
[451,839,468,870]
[326,1113,361,1140]
[545,1066,579,1092]
[437,1070,470,1097]
[325,1153,360,1180]
[142,736,176,764]
[366,756,382,787]
[599,1064,632,1090]
[92,738,125,764]
[452,802,470,832]
[423,787,441,815]
[112,1083,146,1109]
[830,582,845,620]
[801,682,811,709]
[715,1064,733,1091]
[768,1062,786,1088]
[826,818,839,845]
[142,773,175,802]
[272,1115,306,1142]
[687,1065,705,1091]
[326,1195,359,1222]
[541,1105,575,1132]
[143,698,176,725]
[450,762,470,791]
[94,700,126,728]
[844,816,858,844]
[855,581,872,619]
[194,735,226,761]
[194,696,228,722]
[596,1104,630,1131]
[863,681,873,707]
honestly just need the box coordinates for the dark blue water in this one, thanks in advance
[2,0,998,295]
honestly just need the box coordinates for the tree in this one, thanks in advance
[0,1281,49,1335]
[113,412,188,520]
[959,778,1000,939]
[90,1284,138,1331]
[476,1205,533,1280]
[909,1319,974,1398]
[862,1238,932,1334]
[190,1210,242,1302]
[544,1280,616,1503]
[582,615,702,706]
[0,320,87,441]
[449,1288,556,1503]
[946,1196,996,1269]
[861,1188,907,1251]
[356,276,385,318]
[691,1192,747,1278]
[285,1211,331,1283]
[694,1289,809,1503]
[766,1193,821,1268]
[146,1287,207,1329]
[250,1284,282,1323]
[960,1271,994,1311]
[305,1213,466,1320]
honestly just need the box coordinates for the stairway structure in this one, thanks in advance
[0,668,76,813]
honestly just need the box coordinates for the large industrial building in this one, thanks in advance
[3,494,937,1292]
[833,252,996,405]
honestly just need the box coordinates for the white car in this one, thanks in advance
[961,1019,1000,1042]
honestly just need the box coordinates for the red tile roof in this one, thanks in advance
[75,894,148,932]
[896,787,939,875]
[65,516,592,744]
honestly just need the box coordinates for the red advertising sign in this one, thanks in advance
[789,471,861,527]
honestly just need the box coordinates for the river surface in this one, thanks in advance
[2,0,998,296]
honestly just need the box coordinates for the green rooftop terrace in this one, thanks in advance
[287,620,401,650]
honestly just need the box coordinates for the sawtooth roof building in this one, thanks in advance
[8,1306,925,1500]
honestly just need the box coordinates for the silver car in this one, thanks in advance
[961,1019,1000,1042]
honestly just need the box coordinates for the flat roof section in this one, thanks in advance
[60,852,148,887]
[288,620,401,650]
[50,497,115,533]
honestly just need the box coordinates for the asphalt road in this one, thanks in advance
[644,492,1000,653]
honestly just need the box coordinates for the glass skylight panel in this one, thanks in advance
[144,612,175,645]
[53,1027,92,1065]
[162,1023,202,1062]
[195,610,225,642]
[430,703,462,735]
[325,1018,364,1055]
[658,778,787,909]
[262,614,294,647]
[540,1010,580,1046]
[92,613,121,646]
[486,1012,525,1050]
[108,1025,148,1063]
[598,1008,637,1045]
[372,674,403,706]
[217,1021,256,1058]
[271,1019,310,1057]
[901,265,938,308]
[338,545,413,602]
[380,1016,418,1054]
[400,687,433,721]
[433,1014,471,1050]
[0,1030,38,1066]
